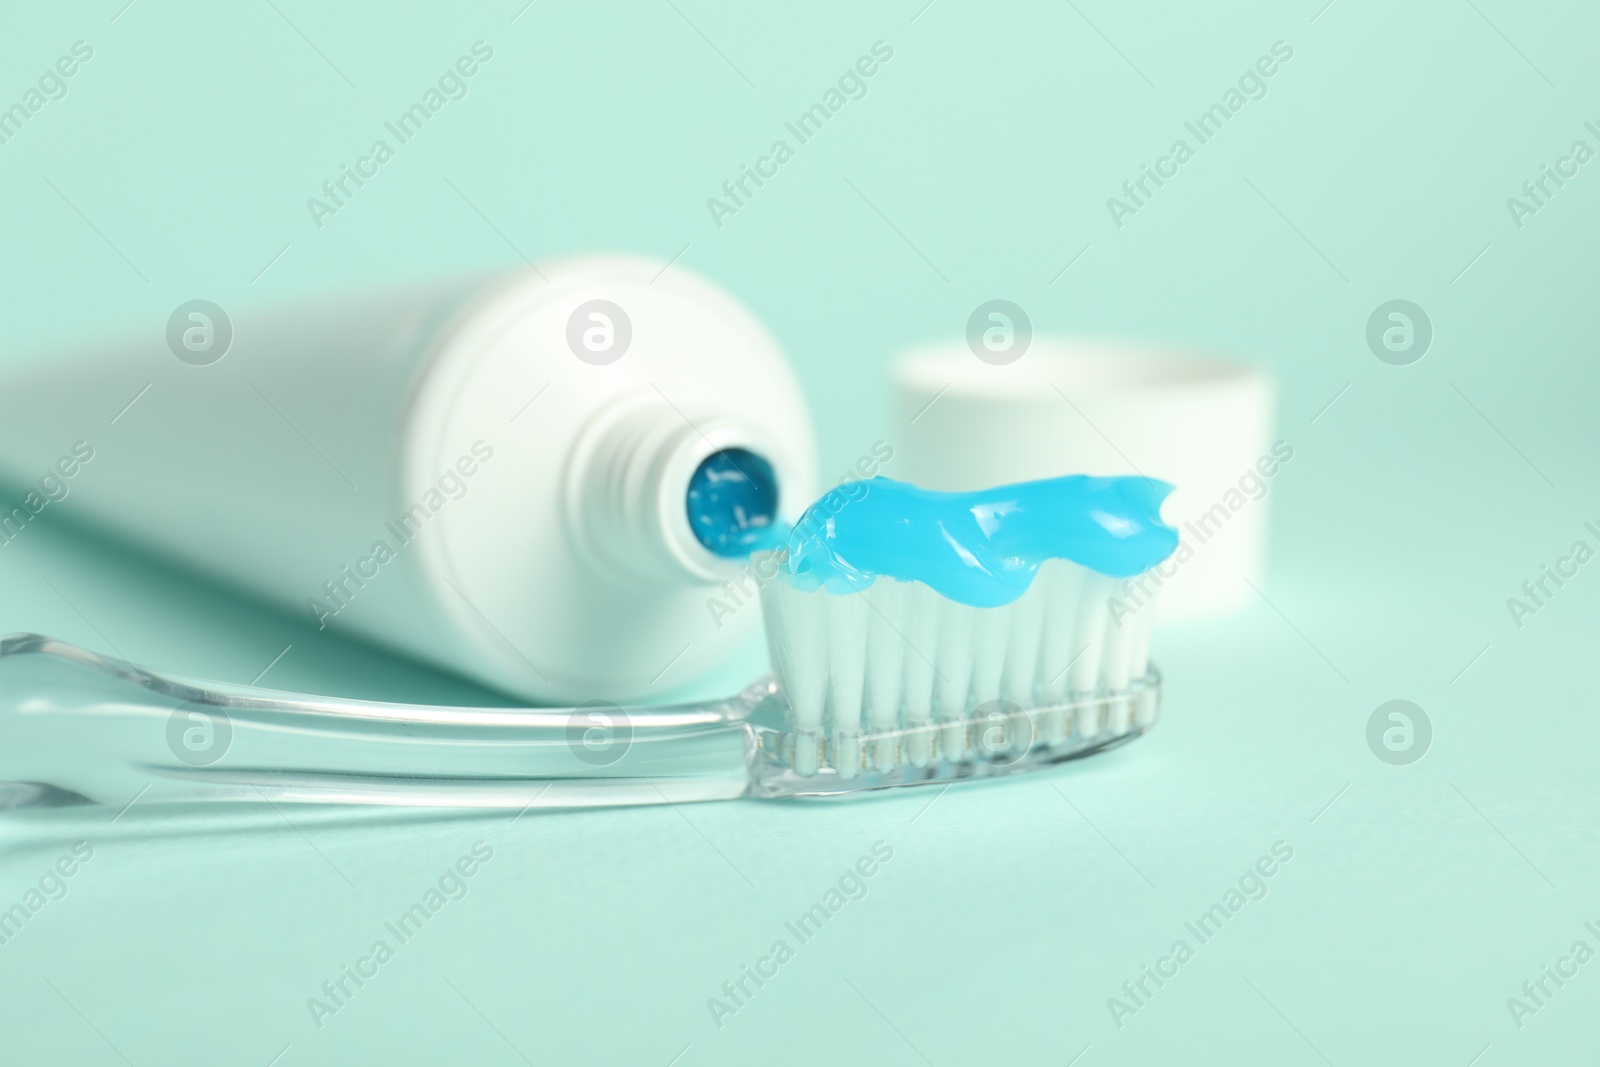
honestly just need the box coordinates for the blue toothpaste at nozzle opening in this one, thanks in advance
[686,448,783,558]
[778,474,1179,608]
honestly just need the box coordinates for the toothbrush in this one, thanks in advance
[756,472,1175,784]
[758,558,1154,783]
[0,474,1177,811]
[0,631,1158,810]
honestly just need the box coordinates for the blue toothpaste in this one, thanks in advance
[779,475,1179,608]
[686,448,783,557]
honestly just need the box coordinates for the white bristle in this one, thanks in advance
[1036,562,1086,705]
[760,557,1159,776]
[966,606,1009,762]
[1101,596,1139,736]
[1068,573,1112,739]
[1035,561,1081,744]
[1000,567,1049,707]
[933,603,975,761]
[760,578,826,775]
[899,582,938,766]
[969,603,1009,707]
[863,582,906,771]
[823,591,870,778]
[1068,572,1112,696]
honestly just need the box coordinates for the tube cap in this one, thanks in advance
[893,338,1276,620]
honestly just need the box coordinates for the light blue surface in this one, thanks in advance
[1,0,1598,1063]
[782,474,1178,603]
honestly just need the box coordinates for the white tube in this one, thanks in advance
[0,255,816,702]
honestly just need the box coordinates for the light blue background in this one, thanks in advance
[2,0,1598,1063]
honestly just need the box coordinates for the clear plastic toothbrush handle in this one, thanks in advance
[0,634,761,813]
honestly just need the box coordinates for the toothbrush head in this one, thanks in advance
[752,557,1160,794]
[749,473,1175,795]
